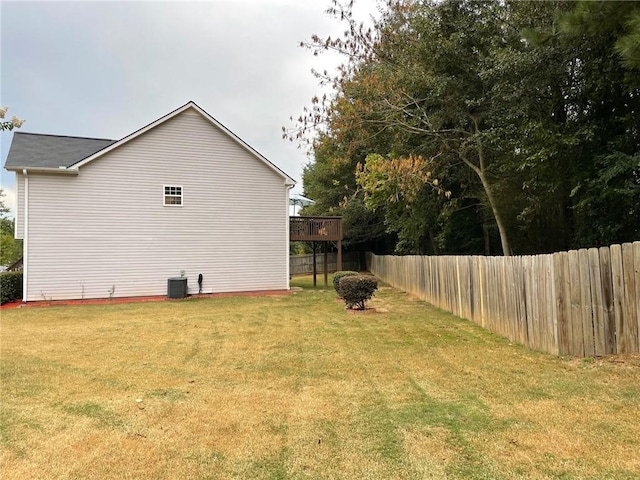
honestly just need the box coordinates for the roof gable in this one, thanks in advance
[71,101,295,185]
[4,101,295,185]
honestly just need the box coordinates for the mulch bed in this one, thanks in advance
[0,289,293,310]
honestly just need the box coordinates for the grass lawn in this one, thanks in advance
[1,276,639,479]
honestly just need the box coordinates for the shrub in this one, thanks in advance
[339,275,378,310]
[1,271,23,304]
[332,270,359,297]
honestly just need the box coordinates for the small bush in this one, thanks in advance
[1,271,23,304]
[333,271,359,297]
[339,275,378,310]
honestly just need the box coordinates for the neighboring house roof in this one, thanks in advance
[4,101,295,185]
[4,133,116,169]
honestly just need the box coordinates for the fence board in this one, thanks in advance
[484,258,492,329]
[635,243,640,351]
[506,257,516,342]
[547,254,559,355]
[554,253,570,355]
[500,257,510,341]
[514,256,527,346]
[622,243,639,352]
[562,252,573,355]
[525,256,538,350]
[469,257,477,322]
[541,255,551,353]
[476,256,483,324]
[541,255,550,352]
[488,257,497,333]
[610,245,627,352]
[503,257,513,341]
[588,248,606,356]
[489,257,500,334]
[542,255,553,353]
[599,247,616,354]
[578,248,595,356]
[463,256,472,320]
[568,250,584,356]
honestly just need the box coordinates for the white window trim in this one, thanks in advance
[163,185,183,207]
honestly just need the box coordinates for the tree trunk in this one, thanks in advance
[480,172,511,256]
[428,228,439,255]
[482,222,491,256]
[460,156,511,255]
[465,117,512,256]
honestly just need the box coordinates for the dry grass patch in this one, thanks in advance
[1,276,639,479]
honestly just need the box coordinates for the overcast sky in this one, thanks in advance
[0,0,379,216]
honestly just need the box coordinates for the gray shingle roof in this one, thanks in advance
[4,132,116,169]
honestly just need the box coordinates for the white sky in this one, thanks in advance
[0,0,380,216]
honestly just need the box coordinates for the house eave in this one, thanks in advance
[5,166,79,175]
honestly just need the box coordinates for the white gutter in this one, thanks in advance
[6,167,78,175]
[22,169,29,303]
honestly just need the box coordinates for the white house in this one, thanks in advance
[4,101,295,302]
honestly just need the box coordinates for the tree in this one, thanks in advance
[289,0,640,256]
[355,153,450,253]
[0,190,22,267]
[555,1,640,246]
[0,107,25,131]
[290,1,527,255]
[1,108,25,266]
[560,0,640,71]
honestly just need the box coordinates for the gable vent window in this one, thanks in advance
[164,185,183,206]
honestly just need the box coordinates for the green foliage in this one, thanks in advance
[1,271,23,304]
[1,219,22,267]
[290,241,311,256]
[301,137,391,249]
[339,275,378,310]
[560,0,640,70]
[572,152,640,246]
[0,191,23,267]
[615,11,640,70]
[332,270,359,297]
[0,190,10,218]
[288,0,640,255]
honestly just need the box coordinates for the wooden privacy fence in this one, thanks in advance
[290,252,360,276]
[367,242,640,357]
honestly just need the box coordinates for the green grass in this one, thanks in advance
[1,276,639,479]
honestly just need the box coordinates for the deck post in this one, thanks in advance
[337,239,342,272]
[324,242,329,288]
[312,241,317,287]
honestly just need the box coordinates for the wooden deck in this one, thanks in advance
[290,216,342,242]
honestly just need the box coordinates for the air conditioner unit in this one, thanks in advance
[167,277,188,299]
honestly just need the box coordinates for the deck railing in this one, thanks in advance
[290,216,342,242]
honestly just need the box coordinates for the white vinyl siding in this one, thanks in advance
[23,109,289,301]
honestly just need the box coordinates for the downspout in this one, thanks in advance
[22,169,29,303]
[286,184,294,290]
